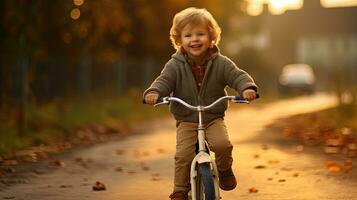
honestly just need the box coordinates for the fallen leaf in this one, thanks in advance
[325,138,343,146]
[92,181,106,191]
[35,151,48,160]
[249,187,258,193]
[278,179,286,182]
[343,159,353,173]
[15,150,38,162]
[33,169,47,174]
[326,160,342,173]
[115,167,123,172]
[80,162,89,169]
[348,143,357,151]
[268,160,279,164]
[253,154,260,159]
[128,170,136,174]
[116,149,125,155]
[2,167,16,173]
[341,127,352,136]
[328,165,341,173]
[157,148,166,154]
[52,160,65,167]
[296,145,304,152]
[151,177,162,181]
[262,144,269,150]
[292,172,299,177]
[1,179,29,184]
[280,167,293,171]
[75,157,84,162]
[3,197,15,199]
[60,184,72,188]
[2,160,18,166]
[267,177,273,181]
[324,146,340,154]
[254,165,267,169]
[348,151,356,158]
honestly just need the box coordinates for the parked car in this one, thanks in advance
[278,64,316,94]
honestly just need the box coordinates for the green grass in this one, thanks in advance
[0,89,169,155]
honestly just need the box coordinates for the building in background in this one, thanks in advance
[249,0,357,90]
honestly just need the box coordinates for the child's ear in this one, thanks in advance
[210,41,215,48]
[176,41,182,48]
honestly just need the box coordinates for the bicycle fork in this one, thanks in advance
[190,108,221,200]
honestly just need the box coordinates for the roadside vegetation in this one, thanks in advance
[270,102,357,160]
[0,89,168,156]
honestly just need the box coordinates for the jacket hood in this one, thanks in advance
[171,45,220,63]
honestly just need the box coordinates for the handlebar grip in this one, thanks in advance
[234,92,260,101]
[234,96,247,101]
[156,97,165,103]
[142,97,165,104]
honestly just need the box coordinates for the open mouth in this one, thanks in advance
[190,44,202,49]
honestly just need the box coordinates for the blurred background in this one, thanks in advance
[0,0,356,154]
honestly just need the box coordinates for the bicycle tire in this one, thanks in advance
[195,163,215,200]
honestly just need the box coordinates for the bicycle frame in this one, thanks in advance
[155,96,249,200]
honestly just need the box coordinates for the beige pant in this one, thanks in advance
[174,118,233,192]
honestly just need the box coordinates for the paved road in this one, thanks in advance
[1,93,357,200]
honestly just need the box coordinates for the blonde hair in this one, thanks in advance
[169,7,222,50]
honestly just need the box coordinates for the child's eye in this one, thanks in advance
[184,34,191,37]
[198,33,205,36]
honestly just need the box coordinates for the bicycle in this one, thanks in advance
[150,95,253,200]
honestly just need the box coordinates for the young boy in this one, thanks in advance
[143,7,258,200]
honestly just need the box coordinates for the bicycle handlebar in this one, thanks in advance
[144,93,259,111]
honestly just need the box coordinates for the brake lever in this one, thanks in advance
[232,99,250,104]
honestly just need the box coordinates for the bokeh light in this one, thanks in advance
[70,8,81,20]
[247,3,264,16]
[245,0,303,16]
[321,0,357,8]
[73,0,85,6]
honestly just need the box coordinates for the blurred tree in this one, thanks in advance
[0,0,247,135]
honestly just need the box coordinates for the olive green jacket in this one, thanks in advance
[143,47,258,123]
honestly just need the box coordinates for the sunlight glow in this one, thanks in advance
[245,0,357,16]
[247,3,264,16]
[321,0,357,8]
[270,0,286,15]
[246,0,303,15]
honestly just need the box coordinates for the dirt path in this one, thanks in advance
[1,93,357,200]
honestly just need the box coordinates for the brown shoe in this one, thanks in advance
[218,168,237,191]
[169,191,188,200]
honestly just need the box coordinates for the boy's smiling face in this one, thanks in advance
[180,23,211,63]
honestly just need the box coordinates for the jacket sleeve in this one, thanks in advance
[223,57,258,95]
[143,60,176,98]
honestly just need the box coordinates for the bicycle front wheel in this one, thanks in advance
[195,163,215,200]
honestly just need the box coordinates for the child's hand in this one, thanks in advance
[144,91,160,105]
[242,89,257,101]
